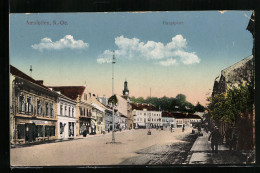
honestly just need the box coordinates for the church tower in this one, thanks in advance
[123,80,129,96]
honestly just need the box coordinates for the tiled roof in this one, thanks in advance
[162,111,174,118]
[10,65,49,89]
[49,86,85,100]
[172,112,202,119]
[130,103,159,111]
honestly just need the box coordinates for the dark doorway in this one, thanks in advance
[25,123,36,142]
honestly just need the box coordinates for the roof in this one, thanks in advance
[171,112,202,119]
[49,86,86,100]
[115,94,128,116]
[162,111,174,118]
[221,55,253,79]
[92,96,108,111]
[130,103,159,111]
[10,65,49,90]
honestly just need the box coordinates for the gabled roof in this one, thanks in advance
[49,86,86,100]
[10,65,49,90]
[130,103,159,111]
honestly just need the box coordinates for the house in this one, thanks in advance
[49,86,94,136]
[91,95,106,134]
[10,65,58,145]
[162,112,175,128]
[51,91,77,139]
[172,113,201,128]
[131,103,162,129]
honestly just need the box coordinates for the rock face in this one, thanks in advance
[212,55,254,96]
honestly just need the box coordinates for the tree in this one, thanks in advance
[208,83,254,124]
[194,102,205,112]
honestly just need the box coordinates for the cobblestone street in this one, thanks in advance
[11,128,195,166]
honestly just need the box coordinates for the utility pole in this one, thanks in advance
[112,51,116,143]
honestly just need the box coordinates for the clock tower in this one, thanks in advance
[123,80,129,96]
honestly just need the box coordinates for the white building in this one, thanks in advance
[162,112,175,128]
[172,113,202,128]
[54,91,77,139]
[131,103,162,129]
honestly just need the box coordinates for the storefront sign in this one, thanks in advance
[31,120,49,124]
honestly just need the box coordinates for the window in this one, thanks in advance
[144,113,146,116]
[72,107,74,117]
[37,125,44,137]
[69,107,71,117]
[79,107,83,116]
[19,94,25,112]
[84,108,86,116]
[65,106,67,116]
[45,102,49,116]
[60,105,63,116]
[50,103,54,117]
[26,97,32,113]
[60,123,64,134]
[37,100,42,115]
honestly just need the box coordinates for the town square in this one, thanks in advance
[9,11,255,166]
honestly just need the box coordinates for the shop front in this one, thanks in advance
[15,117,57,144]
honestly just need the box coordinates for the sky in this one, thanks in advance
[10,11,253,106]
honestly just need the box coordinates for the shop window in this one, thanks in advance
[60,122,64,134]
[37,125,44,137]
[37,100,42,115]
[17,124,25,139]
[19,94,25,112]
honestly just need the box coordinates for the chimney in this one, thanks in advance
[36,80,44,85]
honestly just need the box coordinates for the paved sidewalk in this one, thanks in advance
[187,130,248,165]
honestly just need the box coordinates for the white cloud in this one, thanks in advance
[31,35,89,51]
[159,58,177,66]
[97,35,200,66]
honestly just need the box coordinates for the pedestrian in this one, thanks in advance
[208,126,222,153]
[182,125,185,132]
[171,127,173,133]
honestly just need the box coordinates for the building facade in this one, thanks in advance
[131,103,162,129]
[54,92,77,139]
[92,96,106,134]
[10,65,58,145]
[50,86,94,136]
[172,113,202,128]
[162,112,175,128]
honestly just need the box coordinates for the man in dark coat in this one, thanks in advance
[208,126,222,153]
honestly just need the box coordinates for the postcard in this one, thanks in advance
[9,11,255,166]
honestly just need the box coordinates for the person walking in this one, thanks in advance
[182,125,185,132]
[208,126,222,153]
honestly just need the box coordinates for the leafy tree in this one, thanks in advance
[208,83,254,124]
[108,95,118,105]
[194,102,205,112]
